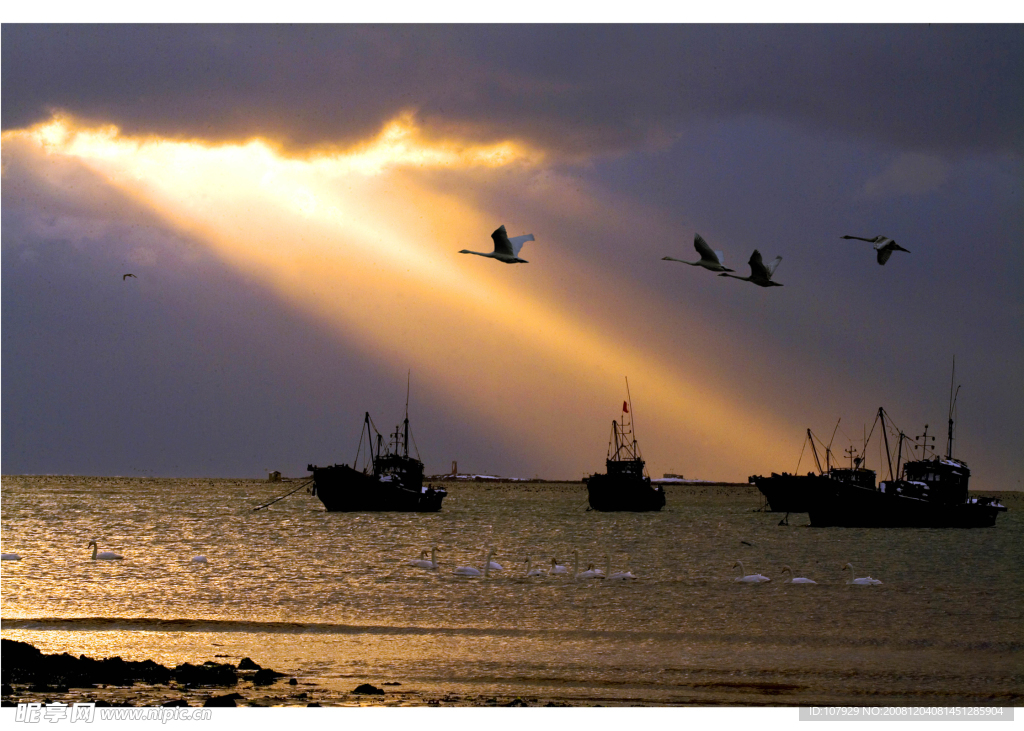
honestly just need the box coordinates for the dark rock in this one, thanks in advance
[2,639,171,688]
[94,700,112,707]
[252,668,285,686]
[161,699,190,707]
[293,692,307,699]
[504,698,529,707]
[237,658,261,671]
[288,678,298,685]
[203,695,237,707]
[173,662,237,687]
[1,700,16,707]
[306,702,321,707]
[352,683,385,695]
[383,681,401,686]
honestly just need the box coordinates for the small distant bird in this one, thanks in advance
[123,273,136,280]
[841,235,910,265]
[719,250,783,287]
[459,225,535,264]
[662,233,734,272]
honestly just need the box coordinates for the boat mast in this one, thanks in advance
[807,429,824,474]
[403,370,411,459]
[825,418,840,473]
[879,407,894,481]
[946,357,958,460]
[625,377,638,457]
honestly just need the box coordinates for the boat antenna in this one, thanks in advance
[404,370,411,459]
[946,357,959,459]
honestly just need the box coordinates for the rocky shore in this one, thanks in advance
[0,640,573,707]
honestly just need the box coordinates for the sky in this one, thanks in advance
[2,24,1022,489]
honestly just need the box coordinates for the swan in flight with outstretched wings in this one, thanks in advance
[459,225,535,264]
[841,235,910,265]
[719,250,783,287]
[662,233,734,272]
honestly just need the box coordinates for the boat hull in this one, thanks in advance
[750,473,823,512]
[309,464,446,512]
[807,483,1004,528]
[586,473,665,512]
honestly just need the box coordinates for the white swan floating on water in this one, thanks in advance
[524,558,547,577]
[780,565,816,584]
[409,547,439,569]
[733,560,770,583]
[459,225,535,264]
[191,555,209,564]
[605,554,638,580]
[843,563,882,585]
[454,549,495,578]
[1,553,22,561]
[572,552,602,580]
[88,541,123,561]
[485,550,504,571]
[549,558,568,575]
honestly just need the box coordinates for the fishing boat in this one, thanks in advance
[751,428,876,512]
[586,386,665,512]
[806,405,1006,528]
[307,403,446,512]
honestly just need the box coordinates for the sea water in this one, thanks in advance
[1,476,1021,706]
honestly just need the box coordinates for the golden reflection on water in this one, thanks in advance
[2,477,1022,705]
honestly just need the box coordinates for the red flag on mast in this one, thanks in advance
[623,401,629,413]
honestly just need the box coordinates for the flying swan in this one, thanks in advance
[459,225,535,264]
[841,235,910,266]
[719,250,783,287]
[662,233,735,273]
[88,541,124,561]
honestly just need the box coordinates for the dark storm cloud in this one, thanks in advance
[3,24,1022,155]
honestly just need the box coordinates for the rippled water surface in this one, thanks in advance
[2,476,1022,706]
